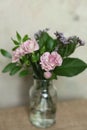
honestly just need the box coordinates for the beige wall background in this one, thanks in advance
[0,0,87,108]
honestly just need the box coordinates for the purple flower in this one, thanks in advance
[34,30,42,39]
[68,36,85,46]
[54,31,69,44]
[34,28,49,39]
[54,31,64,38]
[78,38,85,46]
[43,28,49,32]
[60,37,69,44]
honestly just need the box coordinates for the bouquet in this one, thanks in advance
[0,29,87,80]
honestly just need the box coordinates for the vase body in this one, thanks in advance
[29,79,57,128]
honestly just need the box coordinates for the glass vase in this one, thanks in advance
[29,79,57,128]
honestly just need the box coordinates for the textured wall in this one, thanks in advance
[0,0,87,108]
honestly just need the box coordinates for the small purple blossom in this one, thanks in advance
[34,28,49,40]
[54,31,69,44]
[78,38,85,46]
[54,32,64,39]
[43,28,49,32]
[67,36,77,44]
[34,30,42,39]
[68,36,85,46]
[60,37,69,44]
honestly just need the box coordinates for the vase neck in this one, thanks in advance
[34,79,53,90]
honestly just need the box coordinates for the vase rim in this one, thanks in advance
[34,79,49,81]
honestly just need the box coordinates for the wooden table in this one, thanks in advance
[0,100,87,130]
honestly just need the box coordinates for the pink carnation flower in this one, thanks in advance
[12,47,24,63]
[40,51,62,71]
[12,39,39,63]
[21,39,39,54]
[44,71,52,79]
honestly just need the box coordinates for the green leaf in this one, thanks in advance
[16,32,21,42]
[19,69,29,77]
[55,58,87,77]
[0,49,12,58]
[31,53,39,62]
[46,37,56,51]
[58,43,77,58]
[22,35,29,42]
[38,32,56,52]
[40,46,46,54]
[66,43,77,56]
[11,38,20,45]
[58,36,79,58]
[50,72,57,80]
[2,63,16,73]
[38,32,49,48]
[10,66,22,76]
[12,46,19,51]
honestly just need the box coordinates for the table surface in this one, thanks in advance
[0,100,87,130]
